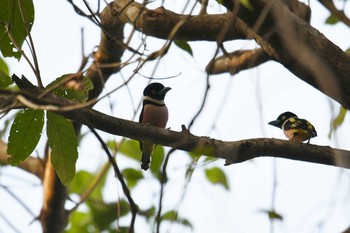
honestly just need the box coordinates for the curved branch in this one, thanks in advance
[4,75,350,170]
[107,0,350,109]
[109,0,245,41]
[62,108,350,170]
[206,48,270,75]
[16,74,337,171]
[89,126,137,232]
[220,0,350,109]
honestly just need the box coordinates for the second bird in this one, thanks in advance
[139,82,171,170]
[269,111,317,143]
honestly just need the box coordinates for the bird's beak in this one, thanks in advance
[268,120,281,127]
[158,87,171,95]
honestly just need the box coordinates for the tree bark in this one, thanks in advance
[106,0,350,108]
[4,76,350,170]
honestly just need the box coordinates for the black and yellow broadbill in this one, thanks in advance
[269,111,317,143]
[139,83,171,170]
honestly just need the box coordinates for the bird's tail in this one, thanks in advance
[141,153,151,170]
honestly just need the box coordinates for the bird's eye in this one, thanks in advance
[151,90,157,94]
[282,116,286,120]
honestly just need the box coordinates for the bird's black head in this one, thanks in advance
[268,111,297,128]
[143,83,171,100]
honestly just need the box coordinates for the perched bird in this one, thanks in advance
[268,111,317,143]
[139,83,171,170]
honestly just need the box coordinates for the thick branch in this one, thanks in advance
[85,3,126,100]
[109,0,350,109]
[4,77,350,170]
[60,107,350,169]
[221,0,350,108]
[109,0,246,41]
[206,48,270,75]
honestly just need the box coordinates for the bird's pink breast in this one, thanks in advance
[141,104,168,128]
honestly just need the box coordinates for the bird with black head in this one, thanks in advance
[139,83,171,170]
[269,111,317,143]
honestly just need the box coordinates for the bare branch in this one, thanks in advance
[62,108,350,170]
[220,0,350,108]
[106,0,350,109]
[108,0,246,41]
[7,76,350,170]
[89,126,137,233]
[206,48,270,75]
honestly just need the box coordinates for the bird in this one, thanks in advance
[139,82,171,170]
[268,111,317,143]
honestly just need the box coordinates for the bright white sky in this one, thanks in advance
[1,0,350,233]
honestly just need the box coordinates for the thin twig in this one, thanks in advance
[188,74,210,130]
[66,0,101,26]
[88,126,138,233]
[270,158,278,233]
[16,0,43,87]
[0,210,21,233]
[5,27,38,84]
[155,148,176,233]
[0,184,36,217]
[68,162,111,212]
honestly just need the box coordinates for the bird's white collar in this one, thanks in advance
[143,96,165,105]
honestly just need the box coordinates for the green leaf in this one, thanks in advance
[0,0,35,59]
[88,200,129,231]
[143,206,156,220]
[69,170,92,194]
[329,106,347,138]
[174,41,193,56]
[241,0,254,11]
[187,151,200,160]
[122,168,143,188]
[150,145,164,176]
[346,48,350,56]
[106,140,117,153]
[89,201,117,231]
[161,210,178,221]
[46,74,94,103]
[0,70,13,88]
[203,156,218,163]
[69,170,107,200]
[325,14,339,25]
[161,210,192,229]
[204,167,229,190]
[259,209,283,221]
[7,109,44,165]
[47,111,78,185]
[0,56,9,75]
[119,139,141,161]
[64,211,93,233]
[66,200,130,233]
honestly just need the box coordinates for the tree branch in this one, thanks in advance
[62,107,350,170]
[206,48,270,75]
[221,0,350,108]
[4,76,350,170]
[106,0,350,109]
